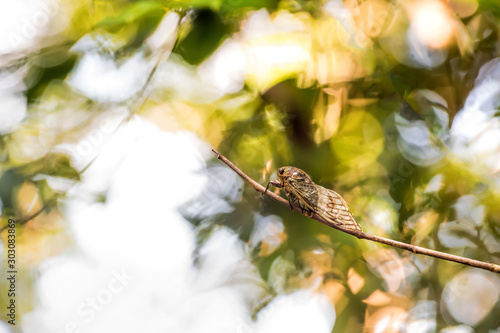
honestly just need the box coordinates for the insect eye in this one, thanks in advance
[278,168,284,175]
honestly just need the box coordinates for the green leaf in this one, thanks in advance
[94,1,165,28]
[174,9,227,65]
[0,170,25,211]
[20,153,80,181]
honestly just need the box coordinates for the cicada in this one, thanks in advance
[264,166,362,232]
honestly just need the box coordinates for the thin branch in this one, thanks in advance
[212,149,500,274]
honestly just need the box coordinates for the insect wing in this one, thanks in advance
[287,177,319,211]
[316,187,362,231]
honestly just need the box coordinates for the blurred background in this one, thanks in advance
[1,0,500,332]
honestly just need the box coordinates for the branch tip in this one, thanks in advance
[211,148,221,159]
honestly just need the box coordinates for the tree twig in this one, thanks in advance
[211,149,500,274]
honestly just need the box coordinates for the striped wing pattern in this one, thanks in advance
[315,186,362,232]
[286,178,318,212]
[273,166,362,232]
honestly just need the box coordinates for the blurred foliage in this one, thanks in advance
[2,0,500,331]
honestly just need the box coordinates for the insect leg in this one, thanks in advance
[263,180,282,195]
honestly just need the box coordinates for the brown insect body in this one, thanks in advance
[266,166,362,232]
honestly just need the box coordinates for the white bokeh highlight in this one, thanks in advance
[441,269,500,326]
[22,117,337,333]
